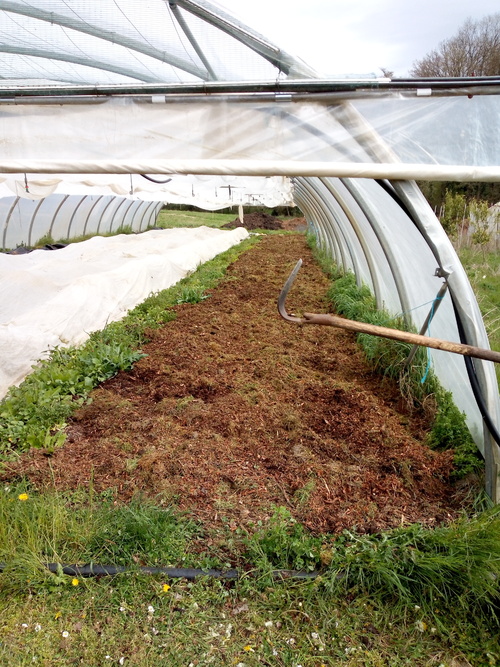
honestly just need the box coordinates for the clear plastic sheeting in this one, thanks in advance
[0,195,162,250]
[0,174,294,207]
[0,175,293,249]
[1,96,500,175]
[135,175,294,209]
[354,95,500,168]
[0,225,248,399]
[0,0,317,84]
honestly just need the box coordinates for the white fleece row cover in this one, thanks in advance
[0,225,248,400]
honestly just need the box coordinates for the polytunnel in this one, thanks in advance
[0,0,499,500]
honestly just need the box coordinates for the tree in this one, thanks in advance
[379,67,394,78]
[410,13,500,77]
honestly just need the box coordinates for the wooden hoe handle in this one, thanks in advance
[278,259,500,365]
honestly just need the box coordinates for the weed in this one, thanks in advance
[0,339,145,451]
[33,232,55,247]
[458,246,500,388]
[245,507,322,572]
[1,486,500,664]
[0,485,203,594]
[175,286,209,304]
[427,387,482,479]
[293,478,317,508]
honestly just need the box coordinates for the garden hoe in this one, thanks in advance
[278,259,500,365]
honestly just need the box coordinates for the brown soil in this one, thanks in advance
[280,217,308,232]
[222,211,284,230]
[3,234,464,534]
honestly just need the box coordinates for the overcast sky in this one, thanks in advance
[221,0,500,77]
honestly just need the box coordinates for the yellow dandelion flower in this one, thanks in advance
[162,584,171,593]
[243,645,254,652]
[71,578,79,586]
[18,493,28,501]
[55,611,62,620]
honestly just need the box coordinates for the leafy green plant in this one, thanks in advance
[0,338,145,451]
[426,388,482,479]
[440,190,468,237]
[245,507,322,572]
[175,286,209,304]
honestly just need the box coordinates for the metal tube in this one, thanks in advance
[27,198,46,247]
[2,159,500,182]
[82,195,104,238]
[2,196,20,250]
[168,3,217,80]
[1,78,499,100]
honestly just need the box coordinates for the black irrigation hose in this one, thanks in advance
[464,354,500,448]
[375,179,415,222]
[452,297,500,448]
[140,174,172,184]
[0,562,320,581]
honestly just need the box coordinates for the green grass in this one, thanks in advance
[5,573,497,667]
[0,487,499,666]
[156,208,237,229]
[457,246,500,387]
[156,208,301,234]
[33,225,138,249]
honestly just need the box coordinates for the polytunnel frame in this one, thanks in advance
[0,0,318,83]
[141,201,164,232]
[1,79,500,503]
[106,198,128,234]
[339,178,412,321]
[324,99,500,501]
[322,178,390,310]
[47,194,70,241]
[2,196,20,249]
[80,195,103,238]
[66,195,88,240]
[0,195,164,250]
[118,199,139,232]
[130,200,146,231]
[293,179,355,276]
